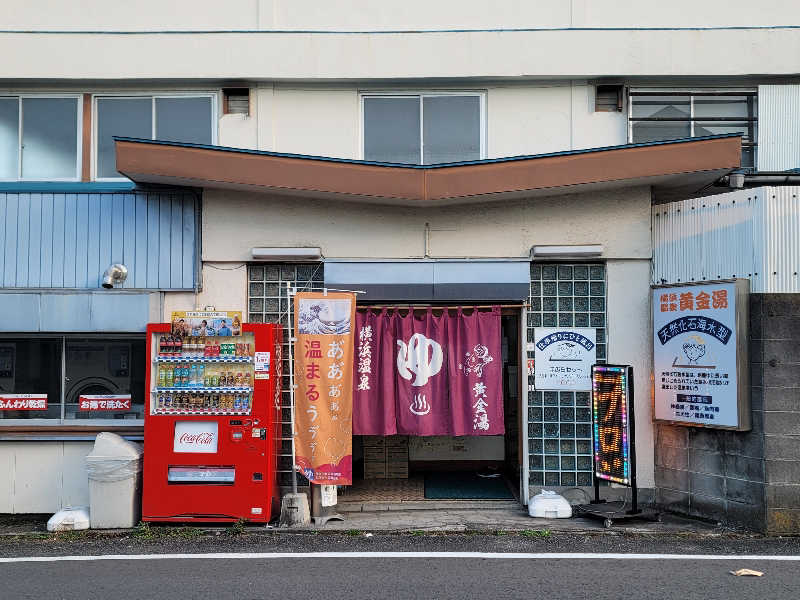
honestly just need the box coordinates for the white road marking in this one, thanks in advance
[0,552,799,564]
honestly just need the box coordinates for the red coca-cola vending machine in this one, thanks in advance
[142,317,282,523]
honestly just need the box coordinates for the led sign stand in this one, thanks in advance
[575,365,660,528]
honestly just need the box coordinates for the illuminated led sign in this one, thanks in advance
[591,365,635,486]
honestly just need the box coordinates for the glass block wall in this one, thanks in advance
[247,263,324,486]
[527,263,607,488]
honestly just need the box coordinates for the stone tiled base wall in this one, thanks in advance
[655,294,800,533]
[758,294,800,533]
[655,420,766,530]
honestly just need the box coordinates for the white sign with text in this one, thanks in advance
[173,420,219,453]
[653,282,740,427]
[254,351,271,380]
[533,328,596,391]
[0,394,47,410]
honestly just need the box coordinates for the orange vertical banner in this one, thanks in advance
[293,292,355,485]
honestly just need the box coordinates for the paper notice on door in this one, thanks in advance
[320,484,338,507]
[254,351,270,380]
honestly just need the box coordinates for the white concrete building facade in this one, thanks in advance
[1,1,799,529]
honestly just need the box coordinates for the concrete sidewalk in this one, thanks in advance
[315,502,723,534]
[0,504,726,537]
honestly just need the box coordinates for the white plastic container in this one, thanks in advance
[47,507,90,532]
[528,489,573,519]
[85,432,144,529]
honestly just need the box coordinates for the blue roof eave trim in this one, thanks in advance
[0,181,137,193]
[4,25,800,34]
[113,133,743,171]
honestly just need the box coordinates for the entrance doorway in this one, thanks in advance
[341,310,522,504]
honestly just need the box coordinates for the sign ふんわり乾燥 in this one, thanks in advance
[0,394,47,410]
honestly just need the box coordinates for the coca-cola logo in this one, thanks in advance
[174,421,218,453]
[179,432,215,445]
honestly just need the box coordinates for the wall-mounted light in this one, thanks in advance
[530,245,604,259]
[251,247,322,261]
[101,264,128,289]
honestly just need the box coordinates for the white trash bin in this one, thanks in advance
[86,432,143,529]
[528,489,573,519]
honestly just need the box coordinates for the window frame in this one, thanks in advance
[0,93,83,182]
[0,332,146,428]
[627,88,758,168]
[359,90,487,164]
[92,91,219,181]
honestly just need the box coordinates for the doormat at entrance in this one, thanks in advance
[424,472,514,500]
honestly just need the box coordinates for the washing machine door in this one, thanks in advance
[64,338,141,420]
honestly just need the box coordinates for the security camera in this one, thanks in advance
[102,264,128,289]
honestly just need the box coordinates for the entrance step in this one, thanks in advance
[338,500,521,512]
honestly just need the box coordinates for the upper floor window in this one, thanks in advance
[95,94,214,179]
[362,93,484,164]
[0,95,81,180]
[629,90,757,169]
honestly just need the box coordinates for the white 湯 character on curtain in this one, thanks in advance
[474,413,490,431]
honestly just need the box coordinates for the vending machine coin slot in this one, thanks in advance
[252,472,263,481]
[230,428,243,442]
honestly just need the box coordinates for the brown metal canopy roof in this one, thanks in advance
[115,134,741,206]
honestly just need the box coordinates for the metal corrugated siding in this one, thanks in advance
[0,191,197,290]
[653,186,800,293]
[758,85,800,172]
[652,189,759,287]
[763,187,800,293]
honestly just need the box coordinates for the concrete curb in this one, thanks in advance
[0,524,751,539]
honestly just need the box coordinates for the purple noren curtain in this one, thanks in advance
[353,306,504,436]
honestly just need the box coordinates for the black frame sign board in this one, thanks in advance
[592,364,635,487]
[575,364,659,528]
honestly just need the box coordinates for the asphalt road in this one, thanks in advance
[2,553,797,600]
[2,532,800,599]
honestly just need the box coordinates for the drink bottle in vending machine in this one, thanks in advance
[142,320,282,523]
